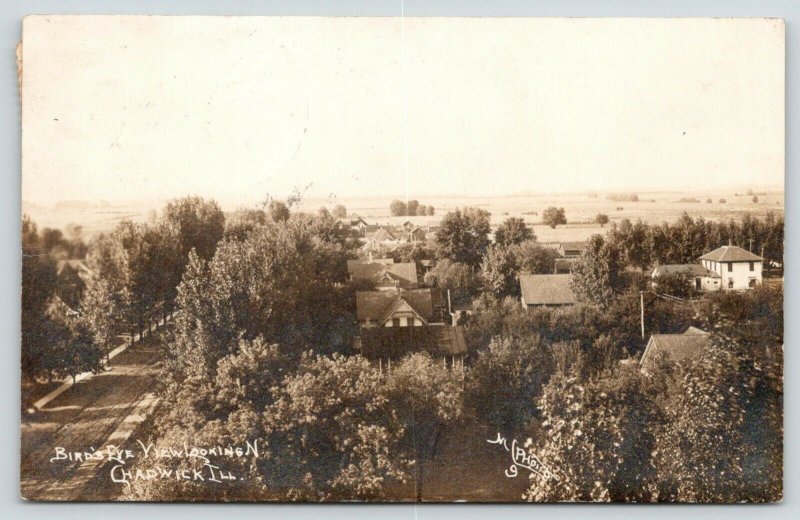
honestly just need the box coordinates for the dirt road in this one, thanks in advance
[20,337,163,501]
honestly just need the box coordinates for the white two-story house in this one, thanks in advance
[699,245,763,290]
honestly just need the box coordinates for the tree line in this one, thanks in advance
[389,199,435,217]
[21,196,226,386]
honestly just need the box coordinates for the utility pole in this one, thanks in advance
[639,290,645,340]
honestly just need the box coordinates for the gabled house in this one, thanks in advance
[355,287,464,371]
[363,227,401,248]
[640,326,710,372]
[338,216,371,236]
[348,261,419,290]
[356,288,435,328]
[56,259,92,310]
[408,226,427,243]
[699,245,763,290]
[650,264,721,292]
[519,274,577,308]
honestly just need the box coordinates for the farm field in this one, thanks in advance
[23,188,783,244]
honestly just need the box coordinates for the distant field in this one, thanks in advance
[23,189,783,244]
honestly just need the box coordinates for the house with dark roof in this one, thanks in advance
[56,259,92,310]
[359,325,467,372]
[347,260,419,290]
[640,326,710,372]
[699,245,763,290]
[355,287,463,371]
[356,288,436,327]
[519,274,577,308]
[650,263,721,292]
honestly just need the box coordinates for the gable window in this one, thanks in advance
[749,261,754,271]
[727,262,733,272]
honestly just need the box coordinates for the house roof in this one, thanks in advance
[348,261,418,287]
[56,259,92,278]
[651,264,721,279]
[366,228,398,242]
[359,324,467,359]
[519,274,577,306]
[640,328,710,370]
[356,289,434,322]
[699,245,763,262]
[347,258,394,272]
[559,241,587,253]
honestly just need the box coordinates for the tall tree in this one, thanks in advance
[480,244,519,297]
[465,335,551,436]
[542,207,567,229]
[262,353,412,500]
[389,199,407,217]
[435,207,491,267]
[495,217,534,247]
[78,277,120,364]
[386,353,464,501]
[267,200,291,222]
[511,240,558,274]
[570,235,623,307]
[162,196,225,262]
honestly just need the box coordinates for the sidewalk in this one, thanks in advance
[29,317,170,413]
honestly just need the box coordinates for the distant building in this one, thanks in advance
[338,216,370,236]
[363,227,401,249]
[650,264,721,292]
[55,259,92,310]
[519,273,577,308]
[348,260,419,290]
[408,226,427,243]
[558,241,587,258]
[640,326,710,372]
[699,245,763,290]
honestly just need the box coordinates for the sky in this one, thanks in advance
[21,16,784,207]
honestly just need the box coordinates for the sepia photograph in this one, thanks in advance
[18,15,784,503]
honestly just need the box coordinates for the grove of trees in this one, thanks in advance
[389,199,435,217]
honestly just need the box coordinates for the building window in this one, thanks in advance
[727,262,733,272]
[393,318,401,327]
[749,261,754,271]
[749,278,757,288]
[728,278,734,289]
